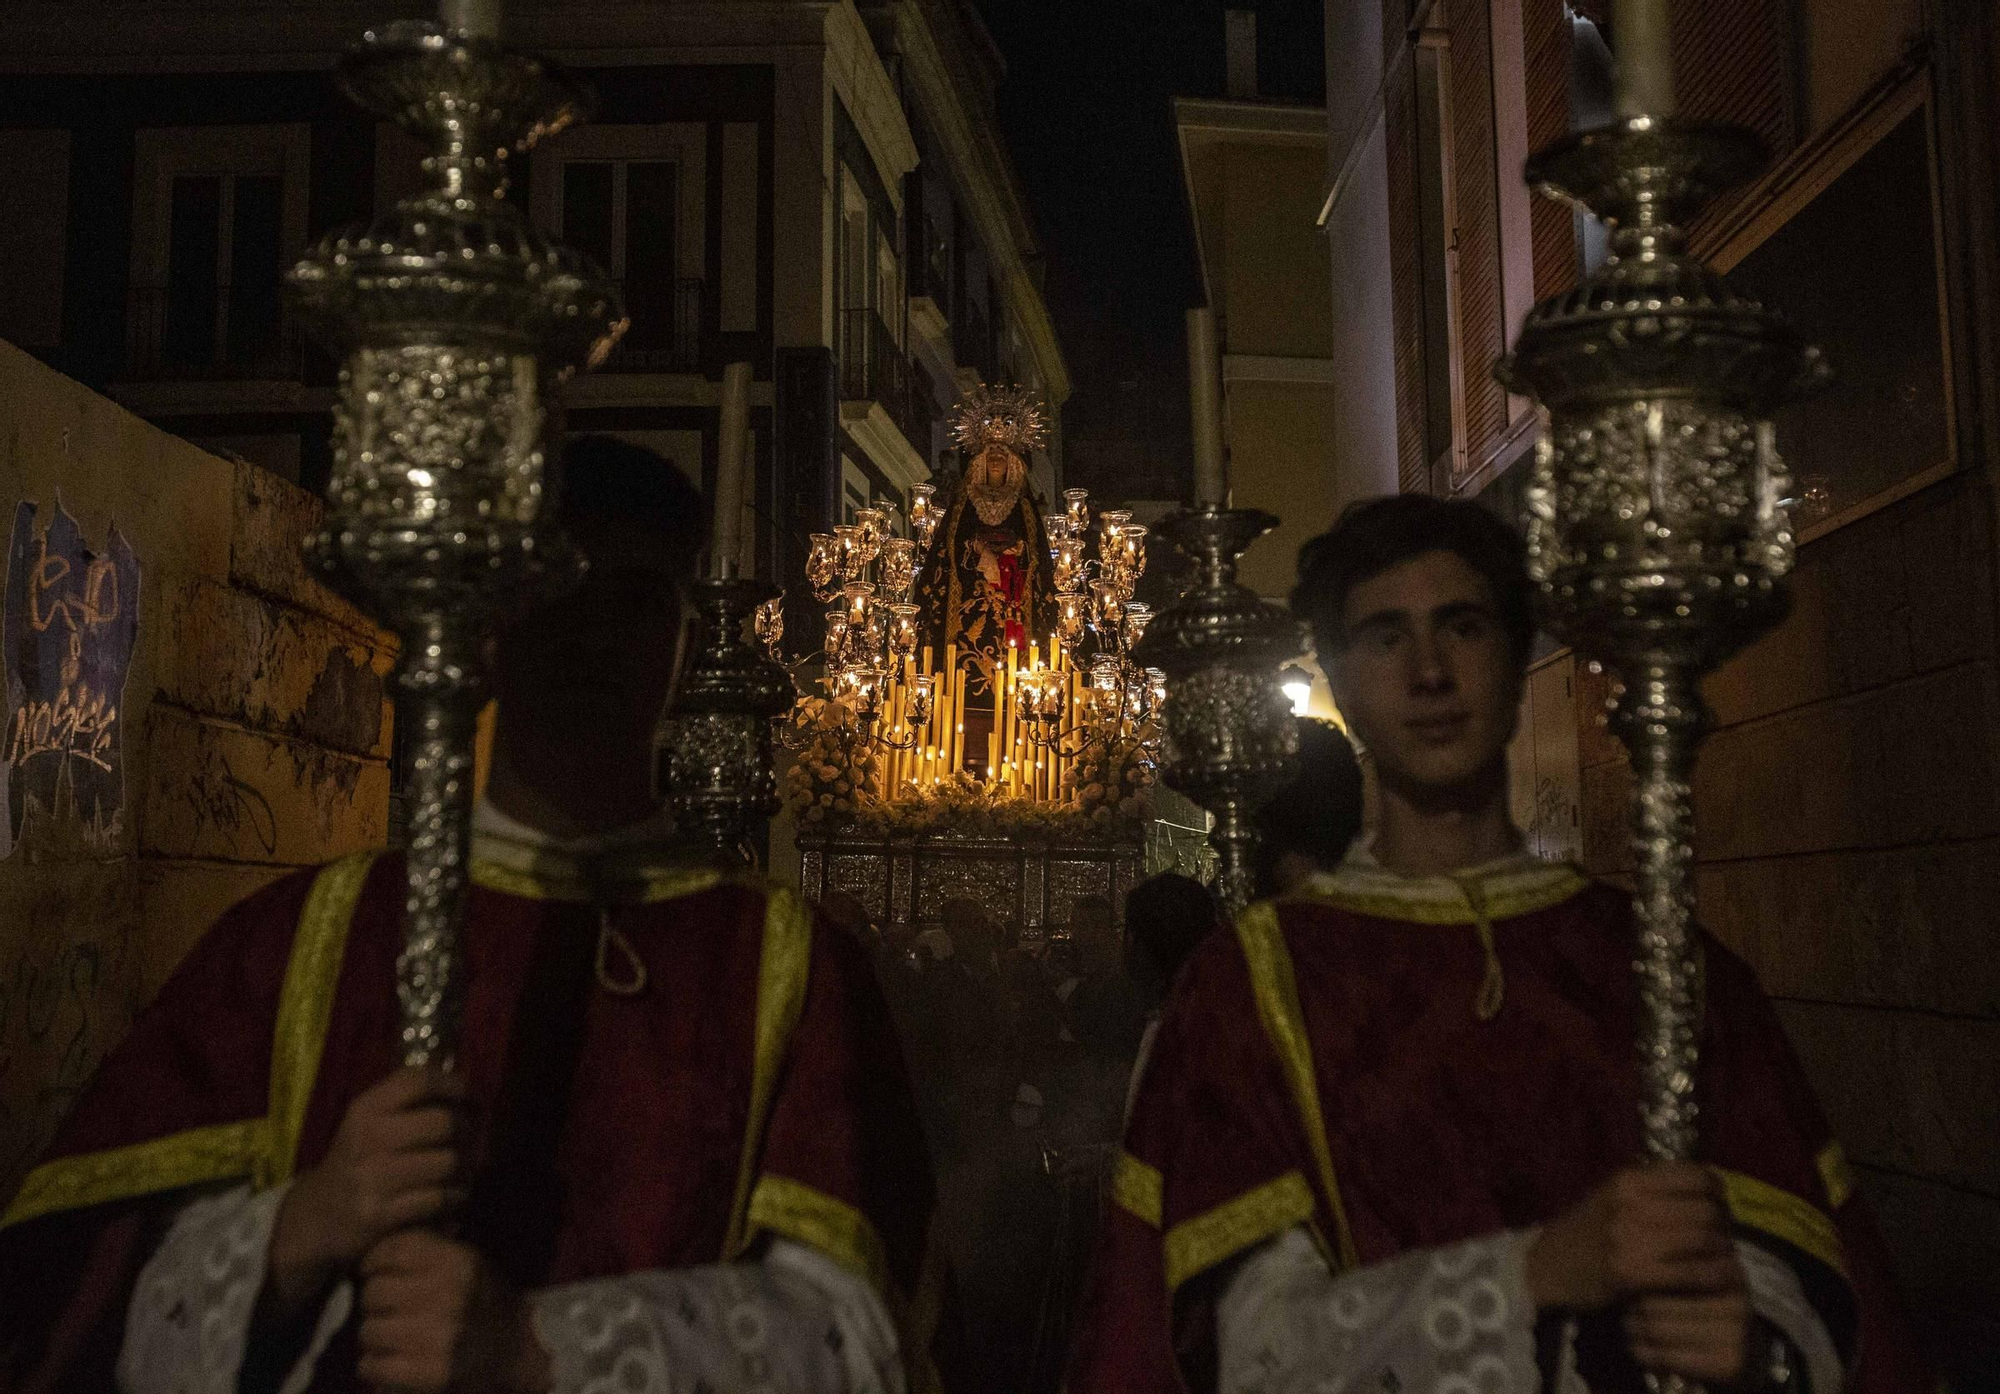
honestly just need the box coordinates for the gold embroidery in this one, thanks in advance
[265,852,377,1186]
[1715,1167,1847,1277]
[1,1119,269,1229]
[468,857,723,905]
[1298,861,1589,926]
[725,886,814,1255]
[746,1173,892,1295]
[1164,1171,1316,1289]
[1817,1140,1856,1210]
[1112,1150,1164,1228]
[1235,903,1360,1271]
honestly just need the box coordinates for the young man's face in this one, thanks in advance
[1327,549,1524,799]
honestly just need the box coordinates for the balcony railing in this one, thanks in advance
[840,307,932,452]
[602,277,703,373]
[125,284,304,382]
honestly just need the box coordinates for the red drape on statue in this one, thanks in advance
[996,552,1026,650]
[1067,877,1929,1394]
[0,855,935,1394]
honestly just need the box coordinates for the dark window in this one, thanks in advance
[163,175,222,367]
[562,162,616,276]
[622,160,680,354]
[227,174,284,367]
[1726,109,1948,532]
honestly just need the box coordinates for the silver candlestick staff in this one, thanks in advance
[1495,0,1825,1258]
[1135,507,1302,911]
[661,578,796,868]
[287,12,624,1067]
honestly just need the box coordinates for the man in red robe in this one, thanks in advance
[0,437,937,1394]
[1069,495,1928,1394]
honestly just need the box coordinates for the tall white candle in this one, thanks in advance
[1612,0,1675,119]
[711,360,753,579]
[1187,308,1227,506]
[439,0,501,39]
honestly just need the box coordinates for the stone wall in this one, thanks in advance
[0,340,393,1200]
[1577,467,2000,1377]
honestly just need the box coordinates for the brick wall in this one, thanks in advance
[1577,468,2000,1377]
[0,340,393,1199]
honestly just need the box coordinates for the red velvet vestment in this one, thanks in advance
[1067,864,1929,1394]
[0,852,936,1393]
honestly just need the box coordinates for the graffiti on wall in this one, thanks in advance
[1,500,142,857]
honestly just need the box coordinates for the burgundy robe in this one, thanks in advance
[1068,863,1928,1394]
[0,851,936,1393]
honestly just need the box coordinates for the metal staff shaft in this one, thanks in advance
[289,17,623,1066]
[1499,104,1825,1394]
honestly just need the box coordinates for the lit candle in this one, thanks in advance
[439,0,501,38]
[1187,307,1227,506]
[710,360,753,578]
[1612,0,1676,119]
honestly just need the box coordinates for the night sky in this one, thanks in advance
[974,0,1325,502]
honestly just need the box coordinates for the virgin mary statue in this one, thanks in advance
[913,384,1059,706]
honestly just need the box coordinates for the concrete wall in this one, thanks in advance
[0,341,393,1199]
[1231,378,1340,599]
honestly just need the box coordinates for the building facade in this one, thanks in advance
[1174,94,1339,603]
[1320,0,2000,1374]
[0,0,1070,603]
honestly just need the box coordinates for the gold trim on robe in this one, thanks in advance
[2,853,379,1229]
[265,851,377,1186]
[724,886,815,1256]
[1,1119,270,1229]
[1112,1150,1164,1228]
[468,855,725,905]
[1234,901,1362,1271]
[1817,1139,1856,1209]
[746,1173,892,1296]
[1163,1170,1317,1290]
[1715,1166,1848,1278]
[1296,855,1590,926]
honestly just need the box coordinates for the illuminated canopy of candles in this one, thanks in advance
[763,468,1162,806]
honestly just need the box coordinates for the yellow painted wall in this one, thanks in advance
[0,341,395,1196]
[1229,378,1340,601]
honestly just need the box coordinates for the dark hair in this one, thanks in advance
[1251,719,1364,896]
[556,434,708,580]
[1124,873,1220,996]
[1290,494,1534,664]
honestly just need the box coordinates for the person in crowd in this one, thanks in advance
[1250,718,1366,899]
[1,437,936,1394]
[1068,493,1927,1394]
[1117,873,1224,1122]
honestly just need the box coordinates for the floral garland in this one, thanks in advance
[782,699,886,825]
[1061,719,1159,826]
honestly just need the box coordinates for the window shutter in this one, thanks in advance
[1523,0,1577,300]
[1445,0,1508,476]
[1672,0,1794,161]
[1386,76,1431,495]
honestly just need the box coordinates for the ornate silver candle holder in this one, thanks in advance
[1135,506,1303,910]
[1497,117,1825,1164]
[661,578,797,868]
[287,21,624,1066]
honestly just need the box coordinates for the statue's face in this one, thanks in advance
[974,445,1019,486]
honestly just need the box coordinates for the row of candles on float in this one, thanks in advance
[755,480,1164,798]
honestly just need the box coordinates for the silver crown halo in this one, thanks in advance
[950,383,1049,457]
